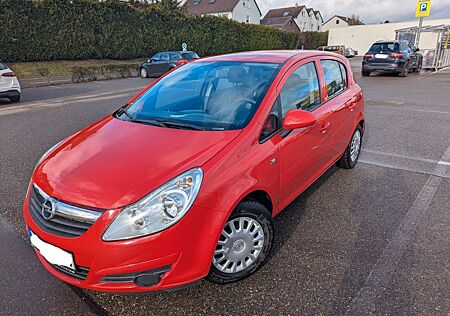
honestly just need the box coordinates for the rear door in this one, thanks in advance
[319,58,357,161]
[159,53,171,74]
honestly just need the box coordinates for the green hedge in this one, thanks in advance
[297,31,329,50]
[0,0,298,62]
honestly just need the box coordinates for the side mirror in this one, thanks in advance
[415,47,420,52]
[283,109,317,130]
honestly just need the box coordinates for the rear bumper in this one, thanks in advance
[0,89,20,99]
[362,62,405,72]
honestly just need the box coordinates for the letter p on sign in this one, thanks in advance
[416,0,431,17]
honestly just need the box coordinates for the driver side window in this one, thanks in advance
[279,62,321,118]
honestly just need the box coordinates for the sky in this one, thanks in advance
[258,0,450,24]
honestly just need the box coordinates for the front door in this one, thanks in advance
[273,58,333,210]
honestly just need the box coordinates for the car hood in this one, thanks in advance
[34,116,241,210]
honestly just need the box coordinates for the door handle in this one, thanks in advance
[320,121,331,134]
[346,97,357,111]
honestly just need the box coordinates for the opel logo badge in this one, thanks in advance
[41,199,56,220]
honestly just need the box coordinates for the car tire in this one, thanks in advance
[362,70,370,77]
[140,68,148,78]
[8,94,20,103]
[337,125,363,169]
[398,64,409,77]
[206,201,274,284]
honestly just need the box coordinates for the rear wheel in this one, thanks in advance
[398,63,409,77]
[207,201,274,284]
[337,125,363,169]
[362,70,370,77]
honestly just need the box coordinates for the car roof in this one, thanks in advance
[197,50,335,63]
[158,51,197,54]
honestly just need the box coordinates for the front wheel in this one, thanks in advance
[207,201,274,284]
[337,125,363,169]
[414,59,422,73]
[140,67,148,78]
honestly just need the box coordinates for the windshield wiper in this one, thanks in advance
[155,119,205,131]
[117,107,134,120]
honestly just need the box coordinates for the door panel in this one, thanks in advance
[275,58,334,210]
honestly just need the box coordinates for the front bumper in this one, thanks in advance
[23,188,227,293]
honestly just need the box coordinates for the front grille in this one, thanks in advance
[52,264,90,280]
[28,185,98,238]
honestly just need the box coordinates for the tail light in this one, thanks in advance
[363,54,373,60]
[178,59,188,66]
[1,71,16,77]
[390,53,403,59]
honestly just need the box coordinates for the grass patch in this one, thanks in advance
[8,59,147,79]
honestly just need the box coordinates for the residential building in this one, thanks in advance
[185,0,262,25]
[262,4,323,32]
[261,16,301,33]
[322,15,364,32]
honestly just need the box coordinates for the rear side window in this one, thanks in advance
[0,62,6,70]
[279,62,321,116]
[368,42,399,53]
[321,60,347,98]
[181,52,200,60]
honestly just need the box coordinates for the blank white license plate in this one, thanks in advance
[375,54,388,59]
[29,229,76,271]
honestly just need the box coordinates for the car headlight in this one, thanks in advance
[35,141,63,170]
[103,168,203,241]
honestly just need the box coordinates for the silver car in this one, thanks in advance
[0,61,21,103]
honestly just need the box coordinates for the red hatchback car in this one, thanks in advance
[24,50,364,293]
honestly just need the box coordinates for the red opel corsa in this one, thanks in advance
[24,51,364,293]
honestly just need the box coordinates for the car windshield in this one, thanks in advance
[181,52,199,60]
[120,61,281,131]
[369,43,399,53]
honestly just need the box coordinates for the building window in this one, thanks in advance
[246,15,250,23]
[336,19,340,24]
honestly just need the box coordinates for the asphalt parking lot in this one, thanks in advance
[1,59,449,315]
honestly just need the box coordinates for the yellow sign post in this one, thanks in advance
[416,0,432,17]
[415,0,432,46]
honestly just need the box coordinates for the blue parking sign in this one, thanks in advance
[420,3,427,12]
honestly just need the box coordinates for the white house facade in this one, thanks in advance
[262,5,323,32]
[186,0,261,25]
[322,15,364,32]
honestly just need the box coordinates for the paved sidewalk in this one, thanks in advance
[0,216,95,315]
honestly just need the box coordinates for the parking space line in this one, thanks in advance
[365,104,450,115]
[346,144,450,315]
[362,149,450,166]
[0,89,140,116]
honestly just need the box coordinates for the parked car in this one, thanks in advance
[24,51,364,293]
[139,51,199,78]
[317,45,346,55]
[362,40,422,77]
[345,48,358,58]
[0,61,21,102]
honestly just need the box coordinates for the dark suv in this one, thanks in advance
[362,40,422,77]
[140,51,199,78]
